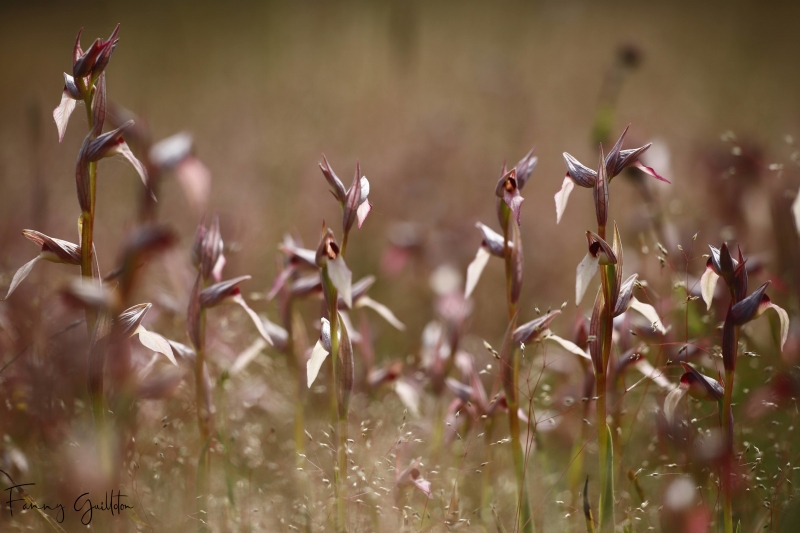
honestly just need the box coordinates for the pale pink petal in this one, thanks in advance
[175,157,211,213]
[393,380,420,416]
[792,186,800,235]
[355,295,406,330]
[1,256,40,301]
[53,92,77,143]
[266,264,296,301]
[634,358,672,391]
[212,254,226,283]
[664,386,687,424]
[629,298,667,334]
[231,293,273,346]
[464,246,491,299]
[410,472,432,499]
[356,200,372,229]
[767,302,789,351]
[633,160,670,183]
[327,256,352,308]
[700,268,719,311]
[306,338,330,387]
[135,325,177,366]
[544,332,590,360]
[554,175,575,224]
[575,252,600,305]
[230,338,268,376]
[111,140,150,191]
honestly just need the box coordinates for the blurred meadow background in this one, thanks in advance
[1,0,800,531]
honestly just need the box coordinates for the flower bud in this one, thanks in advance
[342,161,362,234]
[594,146,609,228]
[495,167,524,226]
[513,310,561,345]
[199,275,252,308]
[679,362,723,402]
[319,154,346,203]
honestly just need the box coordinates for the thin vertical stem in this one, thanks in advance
[597,226,615,532]
[480,419,494,519]
[194,306,210,532]
[506,343,533,533]
[721,368,734,533]
[328,300,347,532]
[500,201,531,533]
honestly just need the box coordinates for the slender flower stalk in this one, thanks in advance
[49,25,153,431]
[309,156,368,532]
[313,227,354,533]
[558,127,669,532]
[698,244,788,532]
[463,151,536,533]
[186,216,273,531]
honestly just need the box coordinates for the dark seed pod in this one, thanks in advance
[593,146,609,229]
[721,311,736,372]
[730,281,770,326]
[589,288,605,374]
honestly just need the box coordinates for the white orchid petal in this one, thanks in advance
[700,268,719,311]
[327,256,352,308]
[230,338,268,376]
[630,297,667,334]
[464,246,491,299]
[135,325,177,366]
[767,302,789,351]
[306,339,330,388]
[175,157,211,213]
[634,358,672,390]
[356,295,406,331]
[792,186,800,236]
[1,256,40,301]
[231,293,273,345]
[544,332,590,360]
[554,176,575,224]
[394,380,420,417]
[53,91,77,143]
[576,252,600,306]
[113,141,149,191]
[664,387,688,424]
[356,200,372,229]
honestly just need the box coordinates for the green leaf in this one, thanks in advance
[599,424,615,531]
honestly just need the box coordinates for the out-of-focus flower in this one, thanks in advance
[1,230,82,301]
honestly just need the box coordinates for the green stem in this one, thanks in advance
[721,366,735,533]
[195,307,210,532]
[507,358,533,533]
[341,231,350,259]
[324,272,346,533]
[499,201,530,532]
[597,225,615,532]
[480,419,494,521]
